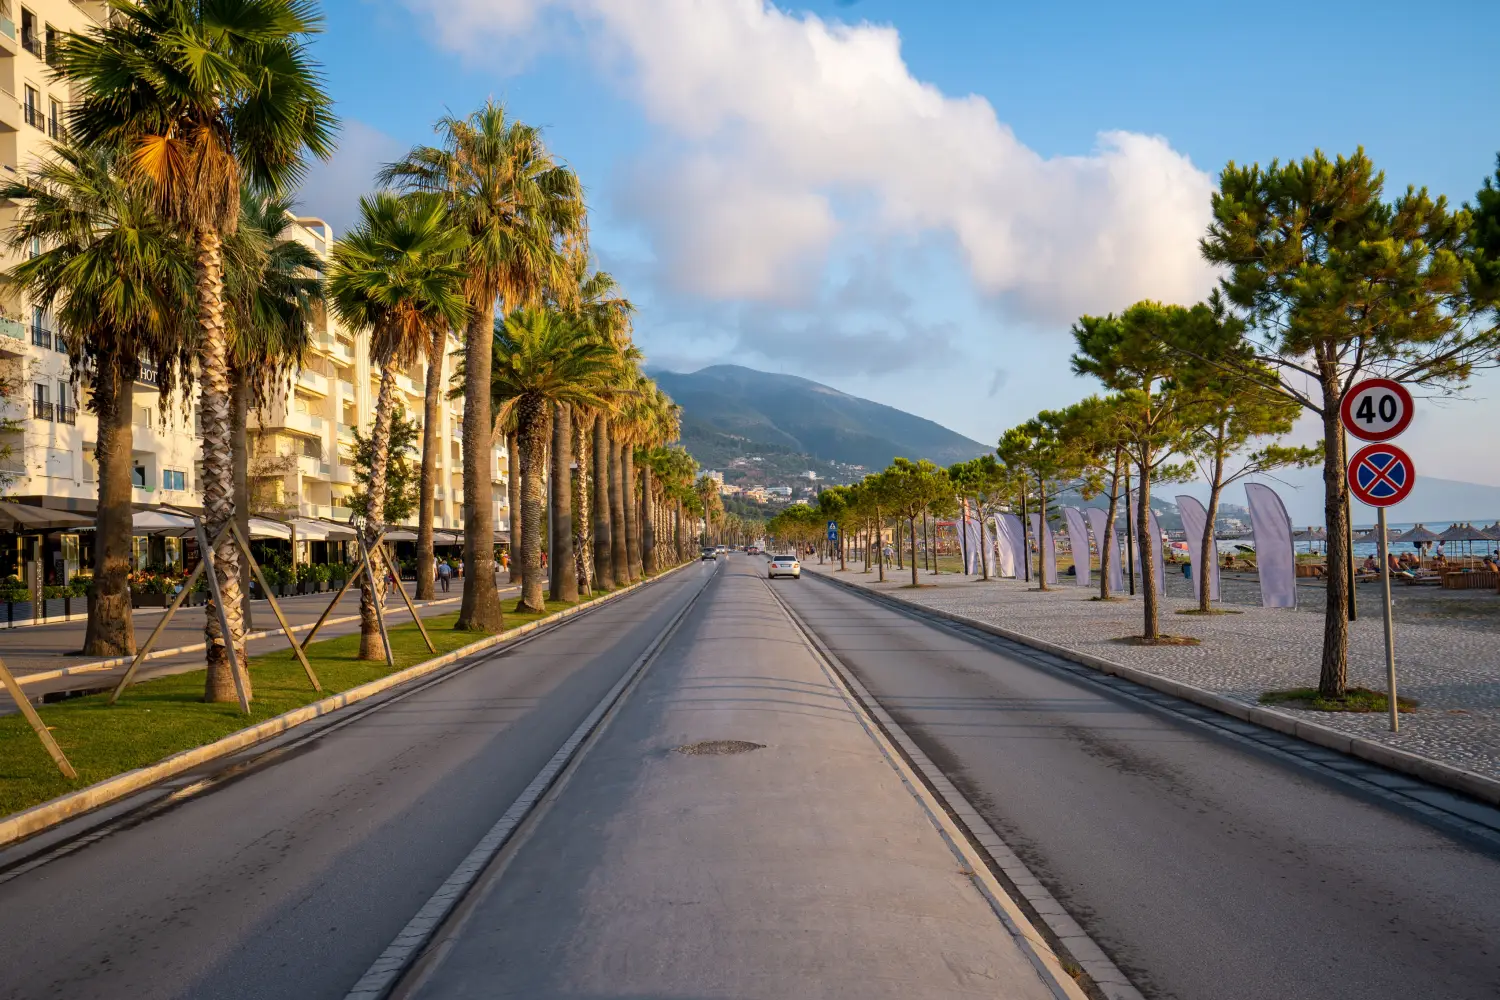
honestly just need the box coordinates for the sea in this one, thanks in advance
[1217,522,1499,560]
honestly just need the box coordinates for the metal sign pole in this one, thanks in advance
[1376,507,1399,732]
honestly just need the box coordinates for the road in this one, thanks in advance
[4,553,1500,999]
[778,570,1500,1000]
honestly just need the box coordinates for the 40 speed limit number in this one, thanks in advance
[1339,378,1413,443]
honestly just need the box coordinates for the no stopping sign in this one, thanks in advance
[1340,378,1413,442]
[1348,443,1416,508]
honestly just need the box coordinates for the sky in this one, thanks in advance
[299,0,1500,490]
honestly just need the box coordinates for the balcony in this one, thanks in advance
[57,404,76,425]
[22,102,42,131]
[47,115,64,141]
[21,27,39,58]
[0,15,16,49]
[33,400,53,421]
[332,463,354,484]
[0,317,23,355]
[30,325,50,349]
[0,87,19,132]
[297,368,329,395]
[284,409,326,436]
[338,379,355,399]
[336,421,355,442]
[331,338,354,362]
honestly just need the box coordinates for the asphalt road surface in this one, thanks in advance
[0,567,707,1000]
[778,572,1500,1000]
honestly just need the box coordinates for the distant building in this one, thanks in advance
[744,486,769,502]
[766,485,793,499]
[719,484,742,496]
[802,470,818,480]
[703,469,724,485]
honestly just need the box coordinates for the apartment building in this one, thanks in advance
[0,3,510,578]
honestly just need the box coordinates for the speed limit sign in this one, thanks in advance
[1340,378,1413,442]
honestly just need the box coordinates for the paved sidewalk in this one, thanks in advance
[406,564,1076,1000]
[806,563,1500,783]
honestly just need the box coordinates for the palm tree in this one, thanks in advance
[633,386,681,574]
[223,189,322,629]
[58,0,337,702]
[381,101,585,632]
[489,307,615,613]
[3,142,195,658]
[415,325,458,600]
[328,192,468,659]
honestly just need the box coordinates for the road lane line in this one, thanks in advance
[344,561,717,1000]
[763,577,1137,1000]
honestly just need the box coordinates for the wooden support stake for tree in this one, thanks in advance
[0,652,77,779]
[196,517,251,714]
[378,540,435,654]
[356,528,395,669]
[304,551,373,646]
[230,522,321,693]
[110,525,229,704]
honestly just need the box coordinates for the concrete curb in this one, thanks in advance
[15,596,466,688]
[0,563,695,849]
[809,569,1500,810]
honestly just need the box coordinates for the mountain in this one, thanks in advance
[653,365,990,482]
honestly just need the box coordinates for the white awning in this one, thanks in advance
[382,529,419,541]
[132,510,197,536]
[249,517,292,540]
[285,518,358,541]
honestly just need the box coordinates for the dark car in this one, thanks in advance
[701,547,718,561]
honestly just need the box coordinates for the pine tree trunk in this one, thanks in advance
[593,413,614,590]
[1035,480,1050,592]
[1318,373,1351,697]
[230,365,253,633]
[909,517,918,587]
[457,298,503,632]
[416,327,443,601]
[1200,448,1225,613]
[517,393,548,613]
[1137,453,1158,640]
[198,229,250,703]
[1100,447,1121,601]
[359,368,396,660]
[83,350,134,657]
[609,435,629,584]
[507,430,522,584]
[550,402,577,602]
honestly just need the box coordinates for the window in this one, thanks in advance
[20,8,38,56]
[32,381,50,420]
[162,469,186,491]
[22,84,41,129]
[131,465,147,489]
[47,97,60,139]
[134,406,152,429]
[44,25,57,67]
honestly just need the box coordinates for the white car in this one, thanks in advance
[768,554,801,579]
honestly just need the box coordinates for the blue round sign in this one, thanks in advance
[1347,443,1415,508]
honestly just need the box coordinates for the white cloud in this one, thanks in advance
[404,0,1219,323]
[293,119,405,238]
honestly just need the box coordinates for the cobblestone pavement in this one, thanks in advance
[806,562,1500,783]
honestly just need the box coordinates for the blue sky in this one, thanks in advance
[301,0,1500,491]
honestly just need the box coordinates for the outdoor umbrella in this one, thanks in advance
[0,501,93,531]
[1436,522,1486,564]
[1395,524,1440,568]
[131,509,197,536]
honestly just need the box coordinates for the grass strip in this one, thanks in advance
[0,601,575,817]
[1260,686,1419,713]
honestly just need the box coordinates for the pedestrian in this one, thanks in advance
[437,559,452,593]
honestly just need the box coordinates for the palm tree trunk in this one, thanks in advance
[675,501,683,563]
[230,366,253,633]
[640,463,656,574]
[416,327,444,601]
[517,394,548,613]
[623,446,641,580]
[507,430,522,584]
[360,368,397,660]
[550,402,578,602]
[457,300,503,632]
[198,229,250,703]
[593,413,614,590]
[609,432,628,585]
[83,352,134,657]
[572,415,590,595]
